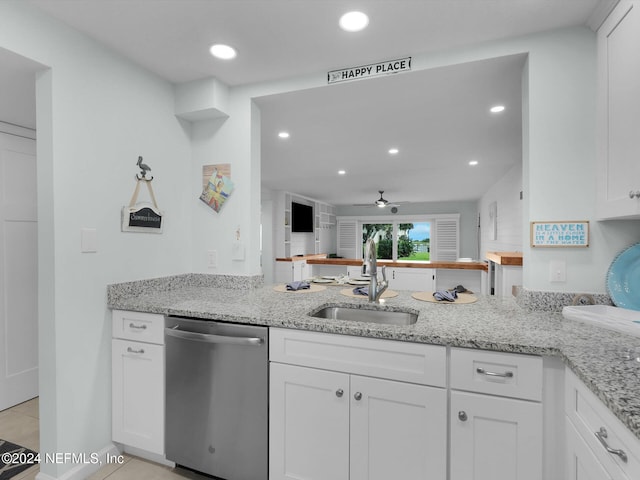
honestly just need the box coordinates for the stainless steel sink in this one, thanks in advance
[311,305,418,326]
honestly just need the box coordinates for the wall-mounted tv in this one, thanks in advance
[291,202,314,232]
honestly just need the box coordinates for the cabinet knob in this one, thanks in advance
[629,190,640,199]
[335,389,344,398]
[354,392,362,401]
[458,411,468,421]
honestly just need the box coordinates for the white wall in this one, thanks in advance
[250,26,640,293]
[479,163,523,255]
[0,3,192,478]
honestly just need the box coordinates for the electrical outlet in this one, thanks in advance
[207,250,217,269]
[549,260,566,282]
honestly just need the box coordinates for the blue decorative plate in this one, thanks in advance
[607,243,640,311]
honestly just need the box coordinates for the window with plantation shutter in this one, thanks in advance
[337,220,358,259]
[433,218,459,261]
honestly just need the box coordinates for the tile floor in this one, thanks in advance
[0,398,209,480]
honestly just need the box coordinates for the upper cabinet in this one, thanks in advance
[597,1,640,220]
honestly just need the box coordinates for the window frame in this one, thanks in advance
[336,213,460,261]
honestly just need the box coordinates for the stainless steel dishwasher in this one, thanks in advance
[165,316,268,480]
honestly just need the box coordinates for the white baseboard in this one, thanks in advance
[122,444,174,467]
[35,444,121,480]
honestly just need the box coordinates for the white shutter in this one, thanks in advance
[337,220,358,259]
[434,218,459,261]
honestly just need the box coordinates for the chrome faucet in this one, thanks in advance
[363,237,388,303]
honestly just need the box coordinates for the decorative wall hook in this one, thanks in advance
[136,155,153,181]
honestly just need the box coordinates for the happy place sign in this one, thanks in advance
[328,57,412,84]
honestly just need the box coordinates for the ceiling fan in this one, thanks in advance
[353,190,409,208]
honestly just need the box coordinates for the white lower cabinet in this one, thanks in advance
[389,267,436,291]
[450,391,542,480]
[450,347,543,480]
[269,328,447,480]
[566,417,614,480]
[269,363,350,480]
[111,310,165,455]
[565,367,640,480]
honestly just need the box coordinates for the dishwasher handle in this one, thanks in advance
[165,326,264,346]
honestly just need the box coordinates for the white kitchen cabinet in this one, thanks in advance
[269,363,447,480]
[269,363,350,480]
[450,390,542,480]
[388,267,436,291]
[597,1,640,219]
[349,374,446,480]
[450,347,543,480]
[565,367,640,480]
[274,259,308,283]
[566,418,614,480]
[111,310,165,455]
[269,328,447,480]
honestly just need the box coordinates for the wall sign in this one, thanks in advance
[328,57,411,84]
[122,157,163,233]
[530,221,589,247]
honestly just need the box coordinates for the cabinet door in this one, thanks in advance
[292,260,307,281]
[269,363,350,480]
[597,1,640,219]
[390,267,436,291]
[566,418,614,480]
[112,339,164,454]
[350,375,446,480]
[450,391,542,480]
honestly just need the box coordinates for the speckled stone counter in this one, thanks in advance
[107,274,640,442]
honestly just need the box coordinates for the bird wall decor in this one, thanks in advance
[136,155,152,180]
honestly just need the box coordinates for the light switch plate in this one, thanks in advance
[549,260,566,282]
[81,228,97,253]
[207,250,217,269]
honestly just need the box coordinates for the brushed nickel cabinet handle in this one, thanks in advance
[129,323,147,330]
[127,347,145,354]
[595,427,627,463]
[476,367,513,378]
[458,411,468,421]
[335,389,344,398]
[354,392,362,401]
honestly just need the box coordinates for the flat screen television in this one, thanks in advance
[291,202,314,232]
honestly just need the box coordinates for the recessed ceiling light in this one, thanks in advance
[339,11,369,32]
[388,148,399,155]
[469,160,479,166]
[490,105,505,113]
[338,170,346,175]
[209,44,237,60]
[278,131,290,139]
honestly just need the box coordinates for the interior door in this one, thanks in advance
[0,131,38,410]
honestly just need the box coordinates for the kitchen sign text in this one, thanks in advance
[530,221,589,247]
[328,57,411,84]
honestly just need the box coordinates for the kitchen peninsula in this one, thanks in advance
[275,254,488,293]
[108,273,640,480]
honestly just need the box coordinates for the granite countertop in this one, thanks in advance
[107,274,640,442]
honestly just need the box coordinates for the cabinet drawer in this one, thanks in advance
[450,347,542,401]
[565,368,640,479]
[112,309,165,344]
[269,328,446,387]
